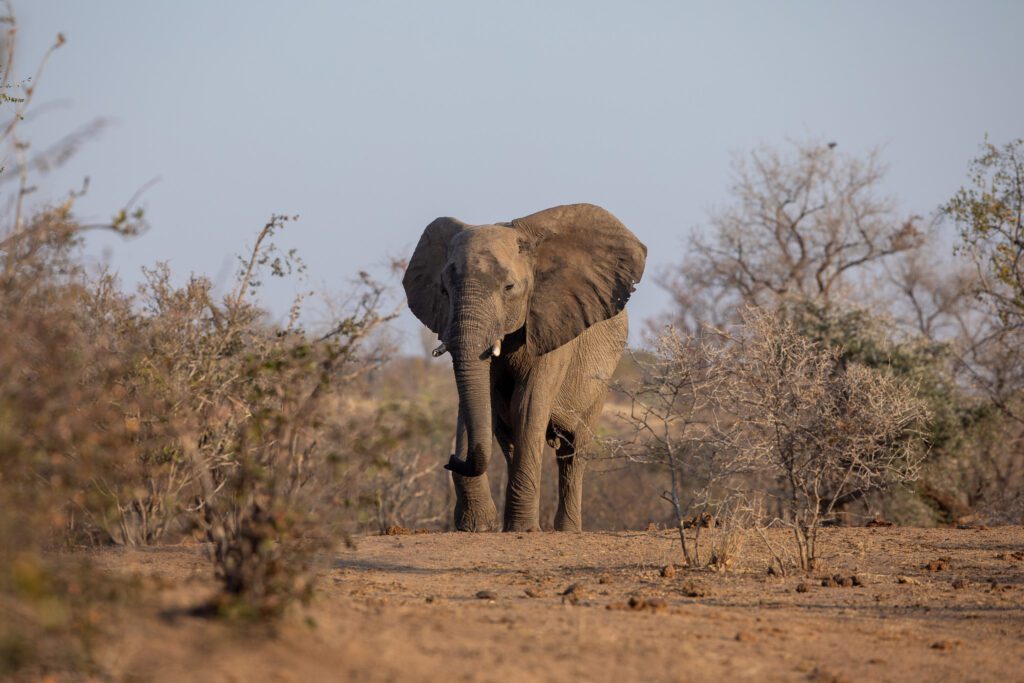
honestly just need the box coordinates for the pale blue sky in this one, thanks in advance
[14,1,1024,349]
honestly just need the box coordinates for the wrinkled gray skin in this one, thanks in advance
[403,204,646,532]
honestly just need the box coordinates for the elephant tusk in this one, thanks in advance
[491,339,501,357]
[432,342,448,357]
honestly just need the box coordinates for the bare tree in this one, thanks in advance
[660,140,924,332]
[884,238,975,341]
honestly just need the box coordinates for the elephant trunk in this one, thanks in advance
[445,354,492,477]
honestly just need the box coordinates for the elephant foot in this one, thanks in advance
[553,513,582,532]
[452,471,498,532]
[554,499,583,532]
[455,504,499,532]
[503,516,542,533]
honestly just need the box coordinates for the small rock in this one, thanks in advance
[623,595,667,613]
[561,583,585,605]
[598,574,612,585]
[851,575,865,587]
[735,631,756,642]
[931,640,956,651]
[925,557,950,572]
[951,578,967,590]
[806,666,852,683]
[679,580,705,598]
[660,564,677,579]
[796,582,810,593]
[476,590,498,600]
[821,576,838,588]
[383,525,410,536]
[524,588,542,598]
[897,576,921,585]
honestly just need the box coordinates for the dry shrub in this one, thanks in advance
[354,363,458,532]
[613,307,931,572]
[608,329,752,567]
[270,349,459,536]
[719,307,930,569]
[185,220,395,616]
[0,202,147,673]
[2,200,395,624]
[0,18,148,663]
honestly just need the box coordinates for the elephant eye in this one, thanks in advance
[504,283,515,292]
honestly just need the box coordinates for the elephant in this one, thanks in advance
[402,203,646,532]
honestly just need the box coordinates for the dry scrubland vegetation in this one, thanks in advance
[1,7,1023,680]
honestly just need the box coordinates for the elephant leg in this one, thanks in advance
[554,438,586,532]
[504,361,567,532]
[504,439,544,532]
[494,420,515,468]
[452,406,497,531]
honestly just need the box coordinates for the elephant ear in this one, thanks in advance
[512,203,647,355]
[403,217,469,335]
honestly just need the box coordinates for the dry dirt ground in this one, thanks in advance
[83,526,1023,682]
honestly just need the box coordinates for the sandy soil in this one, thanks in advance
[83,526,1023,682]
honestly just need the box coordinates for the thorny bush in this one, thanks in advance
[2,202,396,624]
[613,307,931,572]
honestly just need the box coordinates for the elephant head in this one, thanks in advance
[402,203,646,478]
